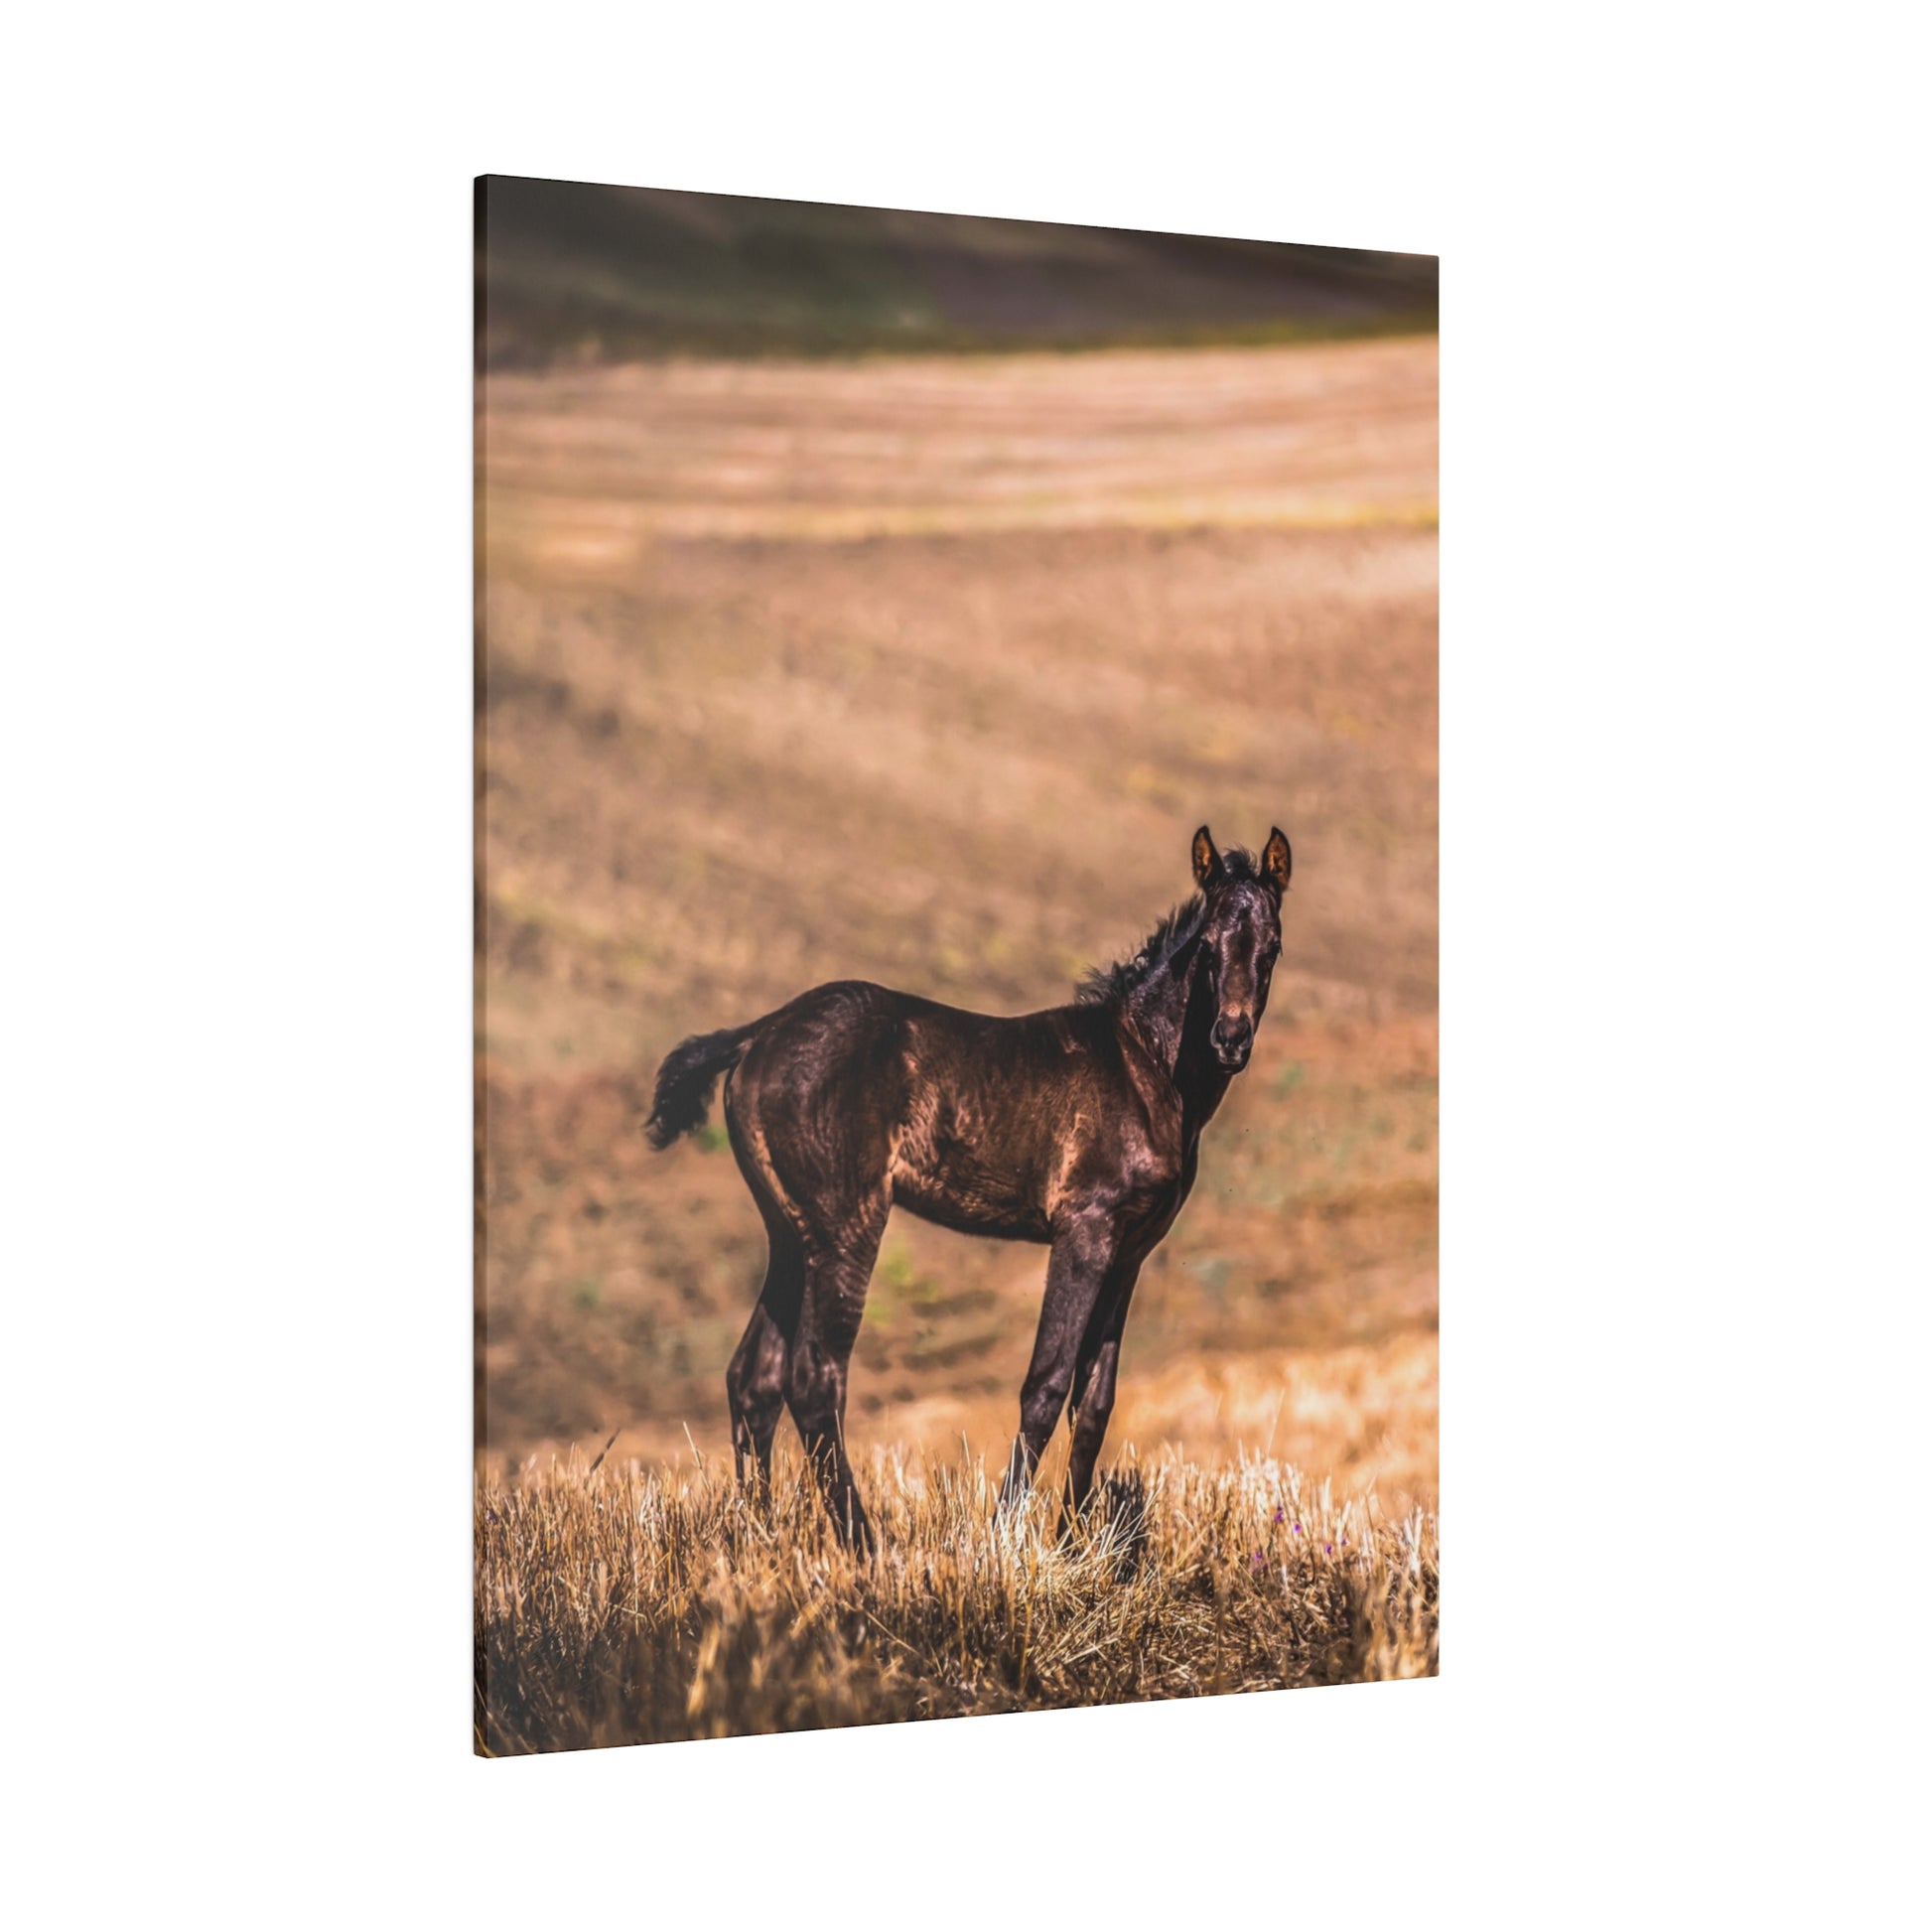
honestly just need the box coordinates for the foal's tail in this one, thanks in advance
[644,1021,759,1150]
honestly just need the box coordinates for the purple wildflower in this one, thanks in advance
[1292,1523,1303,1535]
[1324,1543,1334,1555]
[1273,1507,1285,1524]
[1251,1551,1265,1569]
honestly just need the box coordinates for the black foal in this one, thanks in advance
[647,825,1291,1549]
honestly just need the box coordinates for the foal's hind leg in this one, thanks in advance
[786,1211,888,1554]
[726,1225,803,1492]
[722,985,902,1551]
[723,1077,808,1496]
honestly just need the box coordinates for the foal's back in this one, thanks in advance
[725,978,1130,1246]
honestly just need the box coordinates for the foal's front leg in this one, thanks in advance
[999,1215,1118,1512]
[1064,1261,1141,1519]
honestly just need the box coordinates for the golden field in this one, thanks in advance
[476,334,1437,1745]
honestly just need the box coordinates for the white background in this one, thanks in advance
[5,3,1925,1922]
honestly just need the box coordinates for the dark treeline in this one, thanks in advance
[478,176,1438,367]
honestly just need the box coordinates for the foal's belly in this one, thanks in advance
[882,1004,1093,1244]
[889,1154,1053,1244]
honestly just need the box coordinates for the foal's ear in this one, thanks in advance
[1261,826,1293,895]
[1191,825,1223,888]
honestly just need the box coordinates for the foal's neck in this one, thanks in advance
[1121,935,1231,1135]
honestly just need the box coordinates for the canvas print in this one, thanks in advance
[475,177,1439,1753]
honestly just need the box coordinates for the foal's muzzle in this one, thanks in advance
[1211,1014,1254,1070]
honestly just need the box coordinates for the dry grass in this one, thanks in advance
[476,1446,1438,1754]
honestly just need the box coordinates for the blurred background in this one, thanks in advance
[477,180,1438,1511]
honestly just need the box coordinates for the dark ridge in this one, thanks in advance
[477,177,1438,368]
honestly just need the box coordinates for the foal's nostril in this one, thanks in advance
[1212,1015,1253,1061]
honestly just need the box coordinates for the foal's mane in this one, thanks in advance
[1074,846,1261,1009]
